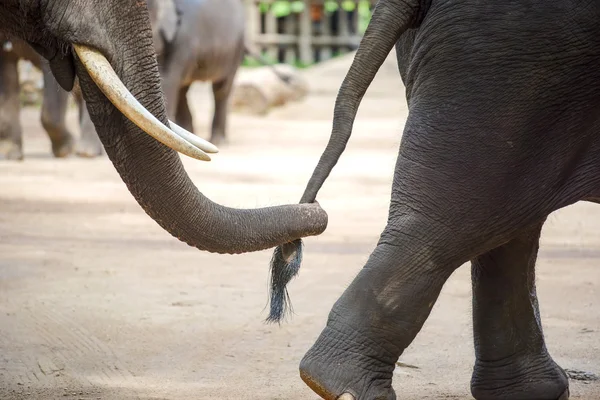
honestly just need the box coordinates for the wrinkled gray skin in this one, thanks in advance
[0,0,249,159]
[290,0,600,399]
[0,0,327,252]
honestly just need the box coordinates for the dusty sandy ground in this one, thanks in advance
[0,51,599,399]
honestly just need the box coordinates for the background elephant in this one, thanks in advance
[111,0,273,147]
[143,0,291,146]
[0,0,284,159]
[155,0,245,145]
[0,36,101,160]
[0,0,180,159]
[0,38,80,159]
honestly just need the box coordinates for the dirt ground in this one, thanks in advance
[0,51,599,399]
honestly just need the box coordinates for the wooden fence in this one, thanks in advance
[245,0,375,65]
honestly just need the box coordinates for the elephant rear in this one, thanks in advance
[178,0,246,84]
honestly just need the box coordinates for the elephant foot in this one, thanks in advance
[299,320,397,400]
[0,140,23,160]
[209,134,228,147]
[51,135,75,158]
[471,353,569,400]
[75,138,103,158]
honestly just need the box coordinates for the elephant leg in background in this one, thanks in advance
[175,85,194,133]
[161,66,185,132]
[0,49,23,160]
[471,222,569,400]
[40,65,75,158]
[74,90,103,158]
[210,73,235,146]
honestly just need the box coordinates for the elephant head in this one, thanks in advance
[0,0,327,254]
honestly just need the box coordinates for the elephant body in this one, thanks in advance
[156,0,246,145]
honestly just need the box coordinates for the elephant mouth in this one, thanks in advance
[73,44,218,161]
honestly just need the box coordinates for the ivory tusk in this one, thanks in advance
[168,120,219,154]
[72,44,211,161]
[337,394,355,400]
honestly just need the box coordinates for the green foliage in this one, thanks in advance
[258,1,373,21]
[249,1,375,68]
[242,54,312,69]
[357,1,373,33]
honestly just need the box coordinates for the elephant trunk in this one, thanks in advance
[73,8,327,255]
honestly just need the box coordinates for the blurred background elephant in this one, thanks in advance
[152,0,248,146]
[0,0,180,159]
[0,0,277,160]
[0,38,97,160]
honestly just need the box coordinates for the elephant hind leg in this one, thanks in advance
[75,92,103,158]
[470,222,569,400]
[40,65,74,158]
[174,85,194,133]
[210,73,235,145]
[75,105,103,158]
[0,50,24,160]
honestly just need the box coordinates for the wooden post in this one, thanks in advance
[284,13,298,64]
[351,0,360,36]
[244,0,372,67]
[298,1,313,66]
[320,6,332,60]
[338,1,350,55]
[265,3,278,61]
[245,0,260,53]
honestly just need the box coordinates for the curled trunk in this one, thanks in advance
[66,5,328,254]
[2,0,328,253]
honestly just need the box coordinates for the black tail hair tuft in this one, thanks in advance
[266,239,303,323]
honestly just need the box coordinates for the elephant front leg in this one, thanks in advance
[471,223,569,400]
[0,49,24,160]
[300,226,462,400]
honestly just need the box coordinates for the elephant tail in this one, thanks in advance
[243,44,292,84]
[266,0,427,323]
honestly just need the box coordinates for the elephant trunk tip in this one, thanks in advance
[265,239,304,324]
